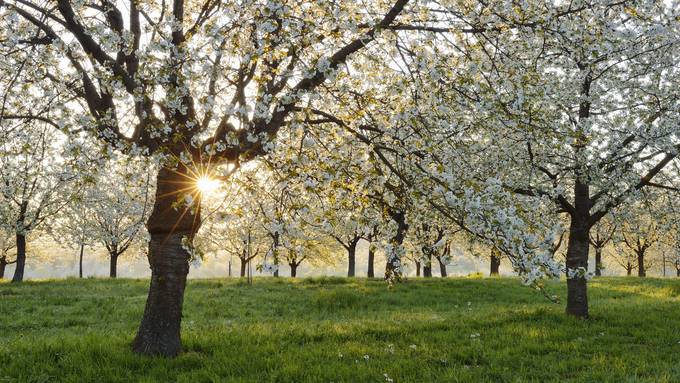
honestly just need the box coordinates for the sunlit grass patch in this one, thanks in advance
[1,277,679,382]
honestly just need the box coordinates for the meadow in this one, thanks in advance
[1,277,679,382]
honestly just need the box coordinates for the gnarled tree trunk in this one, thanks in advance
[12,233,26,283]
[132,166,200,357]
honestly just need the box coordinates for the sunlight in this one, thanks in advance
[196,176,220,194]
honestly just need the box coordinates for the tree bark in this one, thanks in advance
[637,252,646,277]
[676,267,680,277]
[0,259,6,279]
[132,166,200,357]
[594,247,602,277]
[437,257,447,277]
[565,183,591,318]
[367,247,375,278]
[347,241,357,277]
[240,257,247,277]
[11,233,26,283]
[272,232,280,277]
[415,260,421,277]
[109,253,119,278]
[490,249,501,276]
[423,253,432,278]
[385,210,408,281]
[290,263,297,278]
[626,265,632,276]
[78,243,85,278]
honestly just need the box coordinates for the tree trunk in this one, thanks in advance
[565,70,592,318]
[415,260,421,277]
[637,252,646,277]
[79,243,85,278]
[423,253,432,278]
[240,257,247,277]
[290,263,297,278]
[437,257,447,277]
[490,250,501,276]
[676,267,680,277]
[367,247,375,278]
[565,190,591,318]
[11,233,26,283]
[110,253,119,278]
[0,259,6,279]
[347,241,357,277]
[272,232,280,277]
[594,248,602,277]
[385,211,408,281]
[132,166,201,357]
[626,264,632,276]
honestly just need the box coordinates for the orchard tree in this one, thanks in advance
[90,157,153,278]
[401,1,680,317]
[0,228,15,279]
[589,215,616,277]
[0,125,77,282]
[0,0,436,355]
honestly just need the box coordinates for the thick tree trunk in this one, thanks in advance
[240,258,247,277]
[490,250,501,276]
[437,257,447,277]
[132,166,200,357]
[415,261,421,277]
[594,248,602,277]
[565,213,590,318]
[423,253,432,278]
[290,263,297,278]
[0,259,6,279]
[367,247,375,278]
[79,243,85,278]
[626,265,632,276]
[637,252,646,277]
[676,267,680,277]
[347,242,357,277]
[110,253,119,278]
[565,70,592,318]
[12,233,26,283]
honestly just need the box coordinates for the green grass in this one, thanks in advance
[1,277,680,382]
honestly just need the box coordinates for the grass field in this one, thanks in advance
[1,277,680,382]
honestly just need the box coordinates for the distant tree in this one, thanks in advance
[0,125,77,282]
[589,216,616,277]
[0,228,15,279]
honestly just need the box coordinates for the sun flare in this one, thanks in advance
[196,176,220,194]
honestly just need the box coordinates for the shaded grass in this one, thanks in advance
[1,277,680,382]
